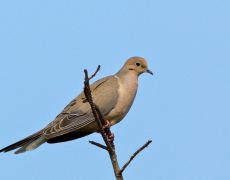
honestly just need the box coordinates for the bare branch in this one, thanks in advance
[120,140,152,175]
[83,68,114,153]
[83,67,123,180]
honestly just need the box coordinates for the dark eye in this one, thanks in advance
[135,62,141,66]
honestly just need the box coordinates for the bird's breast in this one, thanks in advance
[107,74,138,125]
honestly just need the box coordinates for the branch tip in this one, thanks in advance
[119,140,152,175]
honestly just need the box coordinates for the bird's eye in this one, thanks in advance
[135,62,141,66]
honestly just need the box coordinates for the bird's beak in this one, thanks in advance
[146,69,153,75]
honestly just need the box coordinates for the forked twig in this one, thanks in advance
[84,66,122,180]
[84,66,114,153]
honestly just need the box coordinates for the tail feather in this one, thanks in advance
[0,131,46,153]
[15,137,47,154]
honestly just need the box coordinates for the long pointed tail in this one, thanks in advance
[0,131,47,154]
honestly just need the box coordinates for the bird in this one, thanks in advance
[0,57,153,154]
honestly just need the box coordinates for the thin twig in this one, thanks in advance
[119,140,152,175]
[88,65,101,80]
[89,141,108,151]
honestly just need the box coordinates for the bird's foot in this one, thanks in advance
[102,120,111,130]
[102,120,114,144]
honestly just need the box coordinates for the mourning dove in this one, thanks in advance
[0,57,153,154]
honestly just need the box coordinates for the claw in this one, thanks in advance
[107,133,114,142]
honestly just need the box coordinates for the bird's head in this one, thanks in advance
[120,57,153,76]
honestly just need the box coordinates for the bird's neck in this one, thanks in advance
[116,69,139,81]
[115,70,138,88]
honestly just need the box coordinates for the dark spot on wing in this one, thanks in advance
[93,80,107,91]
[81,97,87,103]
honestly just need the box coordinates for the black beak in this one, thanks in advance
[146,69,153,75]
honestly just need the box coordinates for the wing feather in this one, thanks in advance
[43,76,119,139]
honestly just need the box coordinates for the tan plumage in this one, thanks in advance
[0,57,153,154]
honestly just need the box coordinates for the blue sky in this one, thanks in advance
[0,0,229,179]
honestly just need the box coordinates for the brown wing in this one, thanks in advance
[43,76,119,139]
